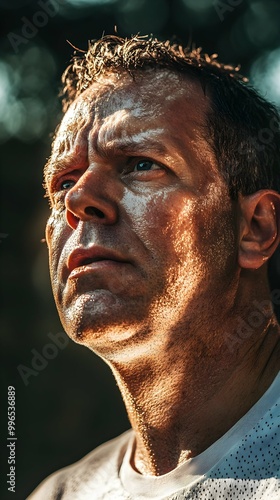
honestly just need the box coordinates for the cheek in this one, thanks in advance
[45,212,69,285]
[161,191,237,285]
[121,189,192,254]
[145,191,201,262]
[161,199,206,297]
[187,198,238,286]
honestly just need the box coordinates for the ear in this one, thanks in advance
[238,190,280,269]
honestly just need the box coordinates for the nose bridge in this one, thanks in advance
[77,161,109,195]
[65,162,118,227]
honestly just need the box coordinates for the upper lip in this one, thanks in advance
[67,246,129,274]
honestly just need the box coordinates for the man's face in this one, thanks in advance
[45,70,239,358]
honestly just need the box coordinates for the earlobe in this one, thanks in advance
[238,190,280,269]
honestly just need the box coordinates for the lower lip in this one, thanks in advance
[68,260,128,279]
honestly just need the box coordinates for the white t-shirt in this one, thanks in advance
[28,372,280,499]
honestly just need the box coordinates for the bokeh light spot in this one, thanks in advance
[250,47,280,106]
[245,2,279,47]
[0,45,57,143]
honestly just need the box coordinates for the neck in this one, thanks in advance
[109,310,280,475]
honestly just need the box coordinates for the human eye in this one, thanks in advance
[120,157,167,185]
[132,159,161,172]
[47,176,77,210]
[54,169,81,196]
[121,157,164,177]
[59,179,76,191]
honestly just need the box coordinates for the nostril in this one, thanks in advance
[84,206,105,218]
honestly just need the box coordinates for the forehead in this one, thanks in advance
[57,69,209,135]
[46,69,216,182]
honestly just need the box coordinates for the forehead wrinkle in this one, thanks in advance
[44,110,93,186]
[84,72,211,160]
[45,70,216,192]
[44,153,84,184]
[93,132,168,160]
[44,140,89,190]
[87,105,166,158]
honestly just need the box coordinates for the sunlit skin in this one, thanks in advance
[45,70,280,475]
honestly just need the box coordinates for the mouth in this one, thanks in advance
[67,246,130,279]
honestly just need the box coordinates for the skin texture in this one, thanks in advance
[45,70,280,475]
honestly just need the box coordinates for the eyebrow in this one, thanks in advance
[94,129,168,158]
[44,132,168,182]
[44,159,76,189]
[44,157,80,177]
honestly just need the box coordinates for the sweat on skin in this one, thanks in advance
[43,69,280,476]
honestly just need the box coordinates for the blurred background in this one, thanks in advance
[1,0,280,498]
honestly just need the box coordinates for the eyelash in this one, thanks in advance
[123,158,163,175]
[60,179,76,191]
[51,157,166,201]
[49,176,76,209]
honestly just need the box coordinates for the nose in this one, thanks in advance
[65,166,119,230]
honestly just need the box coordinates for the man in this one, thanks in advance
[29,35,280,499]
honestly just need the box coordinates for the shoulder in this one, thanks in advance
[27,429,133,499]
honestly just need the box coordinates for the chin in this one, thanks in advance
[59,291,148,352]
[65,322,150,364]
